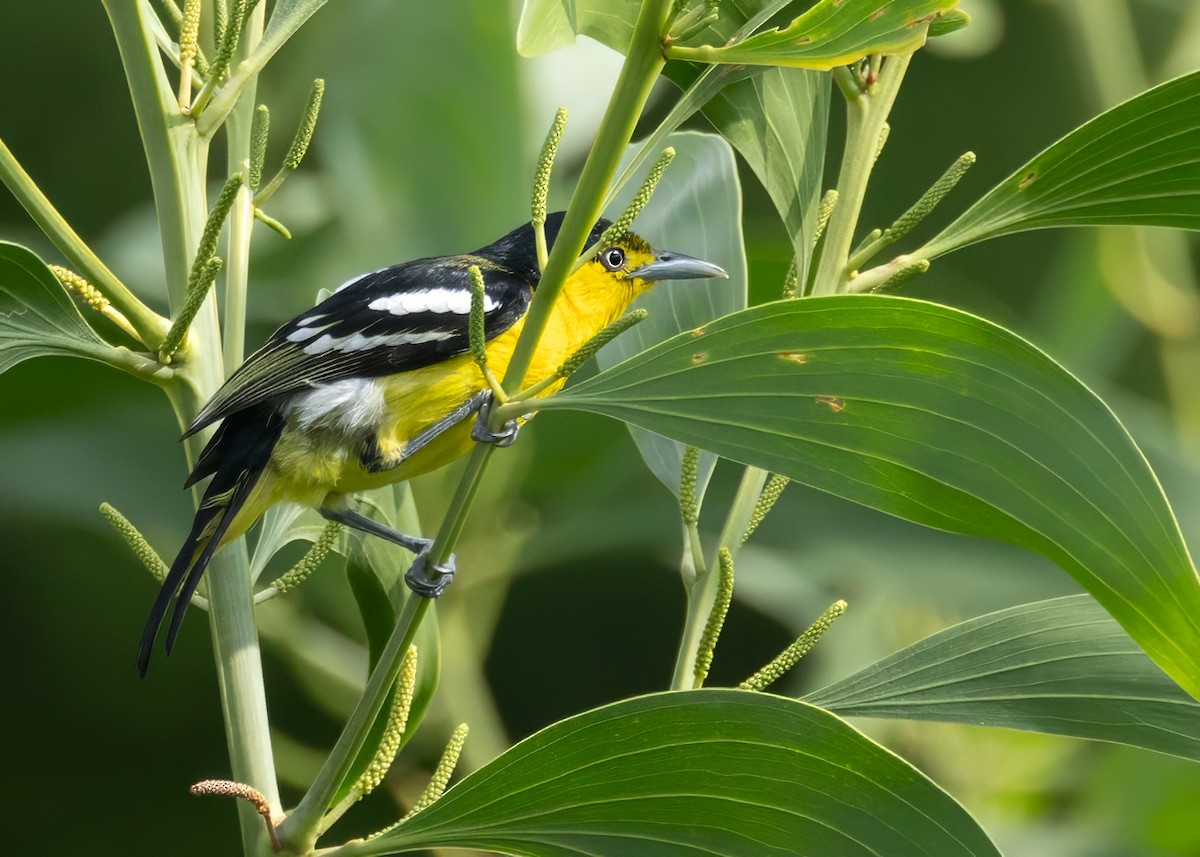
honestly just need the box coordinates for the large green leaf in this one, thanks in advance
[924,70,1200,257]
[806,595,1200,762]
[0,241,113,374]
[535,296,1200,700]
[345,691,999,856]
[671,0,961,68]
[598,131,747,500]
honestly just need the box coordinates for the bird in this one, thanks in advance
[136,211,727,675]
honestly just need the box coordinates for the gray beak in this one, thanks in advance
[629,250,728,282]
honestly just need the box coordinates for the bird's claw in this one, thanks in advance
[405,549,456,598]
[470,392,519,448]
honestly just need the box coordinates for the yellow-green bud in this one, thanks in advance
[693,547,735,688]
[740,600,847,692]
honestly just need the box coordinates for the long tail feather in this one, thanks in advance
[137,406,283,676]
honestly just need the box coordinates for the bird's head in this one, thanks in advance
[483,211,728,293]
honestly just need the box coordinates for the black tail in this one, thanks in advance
[137,406,284,676]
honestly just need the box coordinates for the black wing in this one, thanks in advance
[186,254,530,436]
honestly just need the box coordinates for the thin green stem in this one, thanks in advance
[670,466,768,690]
[222,2,265,370]
[501,0,672,393]
[277,592,431,853]
[810,53,911,296]
[108,6,280,854]
[0,136,169,348]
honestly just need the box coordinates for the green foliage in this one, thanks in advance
[345,692,1001,857]
[0,242,115,373]
[3,0,1200,855]
[542,297,1200,699]
[806,595,1200,762]
[925,69,1200,256]
[668,0,962,68]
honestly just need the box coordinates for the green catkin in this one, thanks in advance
[741,473,789,544]
[781,257,800,300]
[468,266,488,368]
[693,547,735,688]
[875,258,930,292]
[740,600,847,691]
[883,152,975,244]
[679,446,700,526]
[249,105,270,189]
[100,502,169,583]
[354,646,418,796]
[159,257,223,362]
[159,174,244,361]
[197,174,245,265]
[532,107,568,227]
[812,189,839,246]
[268,521,341,594]
[597,147,675,251]
[284,79,325,171]
[406,724,469,816]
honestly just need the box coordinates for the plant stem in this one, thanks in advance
[0,136,169,348]
[810,54,911,296]
[278,592,431,852]
[109,5,281,854]
[501,0,672,392]
[222,2,265,371]
[670,466,768,690]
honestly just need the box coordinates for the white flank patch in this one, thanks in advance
[301,329,455,356]
[368,288,497,316]
[286,377,388,433]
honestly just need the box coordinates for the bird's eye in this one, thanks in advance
[600,247,625,271]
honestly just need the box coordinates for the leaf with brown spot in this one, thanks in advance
[540,296,1200,701]
[926,69,1200,255]
[668,0,961,70]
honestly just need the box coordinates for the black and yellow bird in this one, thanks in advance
[137,212,726,674]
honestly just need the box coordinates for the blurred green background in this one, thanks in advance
[2,1,1198,854]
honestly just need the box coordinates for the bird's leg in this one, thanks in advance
[362,390,520,474]
[470,390,519,447]
[318,502,455,597]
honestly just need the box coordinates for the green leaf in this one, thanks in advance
[670,0,962,69]
[598,131,747,500]
[925,70,1200,257]
[0,241,113,374]
[699,67,829,278]
[249,503,329,582]
[806,595,1200,762]
[257,0,330,73]
[350,691,999,857]
[337,484,440,806]
[516,0,641,56]
[537,296,1200,700]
